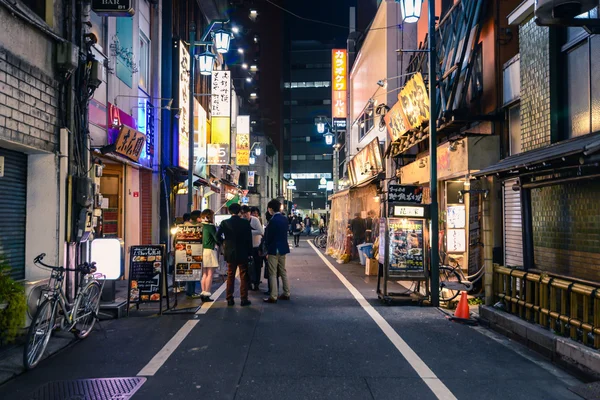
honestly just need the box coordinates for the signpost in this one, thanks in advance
[91,0,135,16]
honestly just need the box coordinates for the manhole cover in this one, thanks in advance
[569,381,600,400]
[27,377,146,400]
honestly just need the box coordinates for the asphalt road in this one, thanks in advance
[0,239,584,400]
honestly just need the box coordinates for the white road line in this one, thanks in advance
[137,320,199,376]
[196,280,228,315]
[308,241,457,400]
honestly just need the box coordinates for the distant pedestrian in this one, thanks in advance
[200,209,219,302]
[291,215,302,247]
[264,199,291,304]
[242,205,264,291]
[350,212,367,259]
[182,213,192,225]
[319,216,325,234]
[217,203,253,307]
[303,215,312,236]
[365,210,375,243]
[186,209,203,298]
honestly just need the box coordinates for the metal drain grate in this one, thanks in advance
[569,381,600,400]
[29,377,146,400]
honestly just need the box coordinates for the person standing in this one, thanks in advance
[242,205,264,291]
[365,210,375,243]
[303,215,312,236]
[350,212,367,259]
[264,199,291,304]
[217,203,253,307]
[291,215,302,247]
[319,216,325,234]
[199,209,219,302]
[186,209,203,299]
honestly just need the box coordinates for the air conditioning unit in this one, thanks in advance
[535,0,597,20]
[23,279,50,328]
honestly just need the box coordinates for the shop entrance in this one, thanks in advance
[100,163,123,238]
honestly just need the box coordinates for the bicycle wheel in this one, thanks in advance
[72,281,101,339]
[23,299,56,370]
[438,266,462,302]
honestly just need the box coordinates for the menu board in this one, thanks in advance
[447,205,466,229]
[387,218,425,277]
[128,245,165,305]
[174,225,203,282]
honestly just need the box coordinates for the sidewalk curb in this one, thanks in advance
[479,305,600,381]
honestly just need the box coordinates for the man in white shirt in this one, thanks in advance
[242,205,264,291]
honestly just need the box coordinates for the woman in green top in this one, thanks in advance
[200,209,219,302]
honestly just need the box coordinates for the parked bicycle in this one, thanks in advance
[438,245,485,302]
[23,253,105,370]
[313,229,328,249]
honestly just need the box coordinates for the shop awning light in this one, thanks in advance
[213,29,232,54]
[398,0,423,24]
[197,52,216,75]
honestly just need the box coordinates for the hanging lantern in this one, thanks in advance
[324,132,334,145]
[254,146,262,156]
[213,29,232,54]
[197,52,216,75]
[249,155,256,165]
[397,0,423,23]
[317,122,325,134]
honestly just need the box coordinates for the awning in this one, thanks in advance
[475,132,600,178]
[350,174,381,189]
[329,188,350,201]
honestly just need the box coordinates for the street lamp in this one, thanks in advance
[213,29,233,53]
[249,155,256,165]
[251,142,262,156]
[324,132,334,145]
[197,51,216,75]
[317,122,325,134]
[399,0,440,307]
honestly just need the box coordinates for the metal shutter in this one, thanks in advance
[0,148,27,280]
[503,179,523,267]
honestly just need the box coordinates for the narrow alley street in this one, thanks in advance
[0,239,582,400]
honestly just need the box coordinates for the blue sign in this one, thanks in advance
[241,197,249,205]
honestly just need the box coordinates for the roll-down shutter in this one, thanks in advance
[503,178,523,267]
[0,148,27,280]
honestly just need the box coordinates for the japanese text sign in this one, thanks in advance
[115,125,146,162]
[178,41,190,169]
[248,171,255,187]
[211,71,231,117]
[332,49,347,119]
[236,115,250,166]
[388,185,423,203]
[399,72,430,129]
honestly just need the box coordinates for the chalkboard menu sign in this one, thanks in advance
[388,185,423,203]
[174,225,203,282]
[127,245,165,313]
[387,218,426,278]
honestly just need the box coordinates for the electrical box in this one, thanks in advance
[89,59,103,89]
[74,176,93,208]
[56,42,79,74]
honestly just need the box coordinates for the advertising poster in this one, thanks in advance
[387,218,425,275]
[174,225,203,281]
[128,245,164,305]
[399,72,430,129]
[248,171,255,187]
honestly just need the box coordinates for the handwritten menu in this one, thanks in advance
[174,225,203,282]
[129,245,164,304]
[447,205,466,229]
[387,218,425,276]
[211,71,231,117]
[388,185,423,203]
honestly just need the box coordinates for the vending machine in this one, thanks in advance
[378,199,431,305]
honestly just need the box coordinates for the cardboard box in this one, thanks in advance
[365,258,379,276]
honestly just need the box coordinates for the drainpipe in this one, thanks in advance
[482,176,494,305]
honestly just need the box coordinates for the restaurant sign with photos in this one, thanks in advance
[348,138,383,186]
[174,225,203,282]
[127,245,167,315]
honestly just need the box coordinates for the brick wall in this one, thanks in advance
[531,180,600,283]
[140,169,153,245]
[519,20,552,152]
[0,46,58,153]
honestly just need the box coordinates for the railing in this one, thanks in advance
[494,265,600,349]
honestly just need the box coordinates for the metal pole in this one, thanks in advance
[428,1,440,307]
[188,23,196,214]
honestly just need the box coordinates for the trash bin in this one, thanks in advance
[357,243,373,265]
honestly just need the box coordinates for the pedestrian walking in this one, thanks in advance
[303,215,312,236]
[200,209,219,302]
[186,209,203,298]
[217,203,253,307]
[350,212,367,259]
[263,199,291,304]
[242,205,264,291]
[291,215,302,247]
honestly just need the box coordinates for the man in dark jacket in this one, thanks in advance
[350,212,367,258]
[263,199,291,303]
[217,203,253,307]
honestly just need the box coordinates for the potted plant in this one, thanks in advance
[0,258,27,344]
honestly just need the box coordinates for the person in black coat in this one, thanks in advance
[217,203,253,307]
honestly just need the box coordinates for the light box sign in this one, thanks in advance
[332,49,347,119]
[90,238,123,280]
[178,41,190,169]
[384,98,411,141]
[209,70,231,165]
[399,72,430,129]
[348,138,383,186]
[194,99,208,178]
[236,115,250,166]
[393,206,425,218]
[91,0,135,16]
[248,171,255,187]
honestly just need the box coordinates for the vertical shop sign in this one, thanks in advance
[194,99,208,178]
[468,193,482,275]
[178,41,190,169]
[115,17,134,88]
[146,101,155,158]
[332,49,347,120]
[248,171,255,187]
[208,70,231,165]
[236,115,250,166]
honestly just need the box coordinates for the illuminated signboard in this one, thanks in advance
[194,99,207,178]
[236,115,250,166]
[393,206,425,218]
[208,70,231,165]
[178,41,190,169]
[248,171,255,187]
[348,138,383,186]
[332,49,347,120]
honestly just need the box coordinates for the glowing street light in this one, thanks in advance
[398,0,423,24]
[213,29,233,53]
[197,51,216,75]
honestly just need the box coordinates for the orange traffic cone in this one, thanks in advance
[448,292,477,325]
